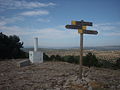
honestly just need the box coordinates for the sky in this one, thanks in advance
[0,0,120,48]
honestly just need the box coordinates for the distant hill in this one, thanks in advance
[23,45,120,52]
[84,46,120,51]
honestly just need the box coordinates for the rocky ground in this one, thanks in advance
[0,59,120,90]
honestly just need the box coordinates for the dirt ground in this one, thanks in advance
[0,59,120,90]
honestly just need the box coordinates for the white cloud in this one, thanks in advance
[103,32,120,36]
[88,22,120,36]
[20,10,49,16]
[93,24,116,31]
[0,23,79,47]
[0,21,6,26]
[1,21,120,47]
[0,17,31,35]
[0,25,30,36]
[93,22,120,31]
[38,18,50,22]
[35,28,78,39]
[0,0,55,10]
[0,23,78,39]
[0,16,24,25]
[1,21,120,38]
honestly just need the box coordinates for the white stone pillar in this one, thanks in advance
[34,37,38,52]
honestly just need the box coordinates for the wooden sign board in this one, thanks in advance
[84,30,98,34]
[71,21,92,26]
[78,30,98,35]
[65,25,82,29]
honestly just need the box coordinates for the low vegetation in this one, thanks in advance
[43,52,120,69]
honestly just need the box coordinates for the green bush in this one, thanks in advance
[113,58,120,69]
[99,59,114,69]
[50,55,56,61]
[83,52,99,67]
[116,58,120,69]
[43,53,50,61]
[43,54,62,62]
[62,55,79,64]
[73,56,79,64]
[55,55,62,61]
[43,52,119,70]
[63,56,74,63]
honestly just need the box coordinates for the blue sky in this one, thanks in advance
[0,0,120,48]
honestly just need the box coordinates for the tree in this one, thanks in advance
[0,32,26,59]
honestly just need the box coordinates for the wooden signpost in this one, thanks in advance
[65,20,98,79]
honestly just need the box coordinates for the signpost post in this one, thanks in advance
[65,20,98,79]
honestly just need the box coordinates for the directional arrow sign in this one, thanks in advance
[71,21,92,26]
[83,30,98,35]
[65,25,82,29]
